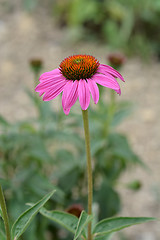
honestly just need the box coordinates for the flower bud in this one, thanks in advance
[30,58,43,74]
[107,53,126,70]
[66,204,84,218]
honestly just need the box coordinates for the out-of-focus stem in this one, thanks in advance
[0,185,11,240]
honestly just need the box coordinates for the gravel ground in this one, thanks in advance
[0,1,160,240]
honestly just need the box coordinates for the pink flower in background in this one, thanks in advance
[35,55,124,115]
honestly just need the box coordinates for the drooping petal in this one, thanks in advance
[62,80,72,115]
[39,75,64,82]
[39,68,61,81]
[43,81,66,101]
[63,108,71,115]
[87,79,99,104]
[63,80,79,110]
[39,91,44,97]
[62,81,71,109]
[62,86,71,115]
[98,64,125,82]
[62,84,72,115]
[35,77,66,92]
[92,73,121,94]
[78,79,90,110]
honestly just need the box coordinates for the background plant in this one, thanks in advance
[53,0,160,59]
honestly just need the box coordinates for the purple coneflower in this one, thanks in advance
[35,55,124,115]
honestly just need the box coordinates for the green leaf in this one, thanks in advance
[11,190,55,240]
[0,207,2,219]
[95,232,114,240]
[112,101,133,127]
[91,139,106,156]
[126,180,142,191]
[58,166,80,193]
[74,211,93,240]
[94,181,120,219]
[28,174,65,204]
[40,208,78,234]
[108,133,145,167]
[93,217,156,238]
[0,229,6,240]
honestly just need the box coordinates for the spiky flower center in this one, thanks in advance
[59,55,100,80]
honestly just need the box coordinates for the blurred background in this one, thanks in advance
[0,0,160,239]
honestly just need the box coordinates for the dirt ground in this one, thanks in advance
[0,1,160,240]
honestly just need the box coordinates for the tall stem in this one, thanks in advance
[82,109,93,240]
[110,89,116,108]
[0,185,11,240]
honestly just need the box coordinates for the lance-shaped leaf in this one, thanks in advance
[74,211,93,240]
[40,208,78,234]
[11,190,55,240]
[93,217,156,238]
[94,232,114,240]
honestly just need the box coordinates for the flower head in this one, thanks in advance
[35,54,124,115]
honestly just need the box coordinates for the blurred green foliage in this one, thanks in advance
[0,88,143,240]
[53,0,160,59]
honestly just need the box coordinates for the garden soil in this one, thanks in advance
[0,2,160,240]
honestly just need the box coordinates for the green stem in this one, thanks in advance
[110,89,116,107]
[34,72,39,88]
[34,72,43,119]
[82,110,93,240]
[0,185,11,240]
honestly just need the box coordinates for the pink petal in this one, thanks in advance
[62,80,79,110]
[43,81,66,101]
[40,74,65,83]
[39,68,61,81]
[98,64,125,82]
[78,79,90,110]
[63,108,71,115]
[87,79,99,104]
[39,91,44,97]
[62,81,70,108]
[92,73,121,94]
[35,78,66,92]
